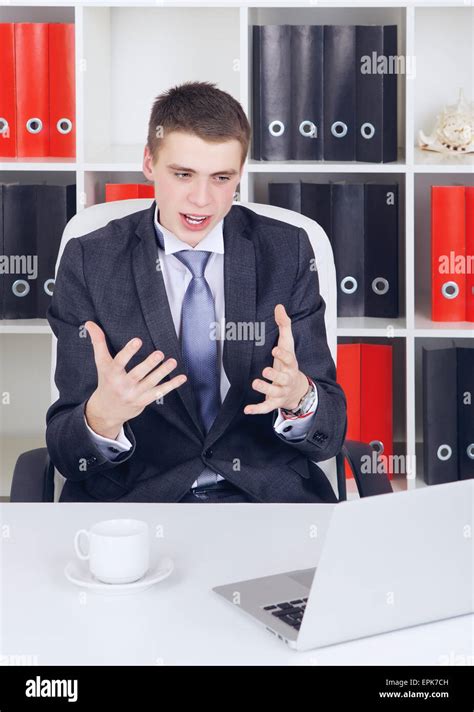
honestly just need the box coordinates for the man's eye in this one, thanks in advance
[174,173,230,182]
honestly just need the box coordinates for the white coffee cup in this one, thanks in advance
[74,519,150,584]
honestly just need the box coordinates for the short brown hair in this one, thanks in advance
[147,80,251,167]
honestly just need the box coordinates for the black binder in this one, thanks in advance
[268,182,302,213]
[268,179,399,318]
[252,25,292,160]
[364,182,399,317]
[36,184,76,317]
[301,183,332,238]
[422,346,459,485]
[355,25,398,163]
[2,184,38,318]
[323,25,356,161]
[291,25,324,160]
[1,183,76,318]
[268,181,332,243]
[457,347,474,480]
[330,181,365,315]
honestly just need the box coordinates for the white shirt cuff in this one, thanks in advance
[273,380,318,440]
[84,415,133,458]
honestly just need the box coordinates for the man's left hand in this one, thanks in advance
[244,304,309,415]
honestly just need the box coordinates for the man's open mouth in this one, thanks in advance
[180,213,212,228]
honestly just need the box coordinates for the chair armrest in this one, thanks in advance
[10,448,55,502]
[335,450,347,501]
[341,440,393,498]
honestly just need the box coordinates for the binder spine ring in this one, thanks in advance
[268,120,285,137]
[372,277,390,295]
[299,120,317,138]
[467,444,474,460]
[12,279,30,297]
[57,118,73,135]
[0,118,9,134]
[369,439,384,455]
[341,276,358,294]
[441,280,460,300]
[26,117,43,134]
[437,444,453,461]
[331,121,348,138]
[44,278,55,296]
[360,122,375,140]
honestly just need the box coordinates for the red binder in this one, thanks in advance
[15,23,49,158]
[466,187,474,322]
[337,343,393,479]
[105,184,155,202]
[336,343,361,478]
[360,344,393,478]
[0,24,17,157]
[431,186,466,321]
[48,23,75,157]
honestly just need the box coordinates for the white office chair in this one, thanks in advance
[11,199,392,502]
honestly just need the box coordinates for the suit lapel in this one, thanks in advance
[132,200,256,445]
[133,201,203,439]
[205,208,256,446]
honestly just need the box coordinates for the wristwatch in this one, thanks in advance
[281,378,316,417]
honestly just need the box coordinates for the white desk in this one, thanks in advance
[0,504,472,666]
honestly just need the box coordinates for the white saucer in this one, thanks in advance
[64,556,174,595]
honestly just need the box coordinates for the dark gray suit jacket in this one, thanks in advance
[46,201,347,502]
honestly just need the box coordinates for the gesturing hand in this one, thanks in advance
[244,304,309,416]
[84,321,187,438]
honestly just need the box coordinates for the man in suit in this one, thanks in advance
[46,80,347,503]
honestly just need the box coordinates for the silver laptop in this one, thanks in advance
[212,479,473,651]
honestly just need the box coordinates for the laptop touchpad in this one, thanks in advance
[286,568,316,589]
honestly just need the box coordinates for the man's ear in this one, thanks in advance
[142,145,154,181]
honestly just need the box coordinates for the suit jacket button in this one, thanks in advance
[204,448,213,458]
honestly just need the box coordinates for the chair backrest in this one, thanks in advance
[50,199,339,501]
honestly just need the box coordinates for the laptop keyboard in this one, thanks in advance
[262,598,308,630]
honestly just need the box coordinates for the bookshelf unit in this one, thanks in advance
[0,0,472,499]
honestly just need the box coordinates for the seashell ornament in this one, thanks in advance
[418,89,474,154]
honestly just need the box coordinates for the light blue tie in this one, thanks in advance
[155,225,224,488]
[173,249,221,435]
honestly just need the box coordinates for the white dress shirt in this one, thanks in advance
[84,205,319,487]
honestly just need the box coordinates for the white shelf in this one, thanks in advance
[337,316,407,336]
[414,147,474,171]
[247,154,407,172]
[0,159,77,171]
[415,310,474,335]
[0,0,472,499]
[2,151,471,174]
[1,0,473,9]
[0,320,51,334]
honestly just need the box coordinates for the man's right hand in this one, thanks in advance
[84,321,187,439]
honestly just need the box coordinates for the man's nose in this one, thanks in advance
[188,180,212,207]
